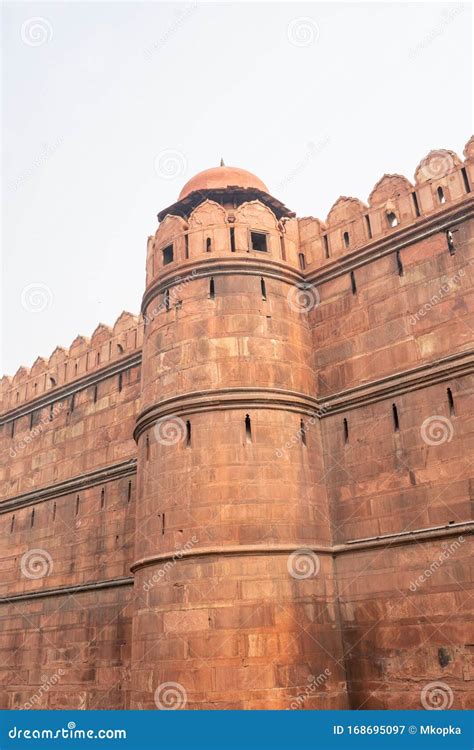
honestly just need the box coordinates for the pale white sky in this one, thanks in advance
[2,1,472,376]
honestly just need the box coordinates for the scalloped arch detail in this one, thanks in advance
[368,174,414,206]
[414,149,462,184]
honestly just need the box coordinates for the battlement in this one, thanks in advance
[299,137,474,267]
[1,311,143,413]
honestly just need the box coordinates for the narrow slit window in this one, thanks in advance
[93,385,98,403]
[100,487,105,509]
[392,403,400,432]
[411,191,421,217]
[250,231,268,252]
[70,394,75,413]
[96,352,100,365]
[53,502,56,521]
[364,215,372,239]
[128,481,132,502]
[146,435,150,460]
[260,277,267,300]
[343,231,350,249]
[15,392,19,403]
[10,515,15,533]
[323,234,330,258]
[29,412,34,429]
[161,513,165,535]
[280,235,286,260]
[206,237,212,252]
[31,509,35,528]
[185,234,189,259]
[49,403,54,421]
[10,421,15,438]
[461,167,471,193]
[162,244,174,265]
[164,288,170,311]
[387,212,398,228]
[117,343,124,354]
[298,253,306,270]
[230,227,236,252]
[74,363,78,376]
[300,418,307,447]
[245,414,252,443]
[447,387,455,415]
[118,373,123,392]
[447,230,456,256]
[396,250,404,276]
[350,271,357,295]
[75,495,80,516]
[437,186,446,204]
[209,277,215,299]
[49,376,56,387]
[343,418,349,444]
[185,420,191,447]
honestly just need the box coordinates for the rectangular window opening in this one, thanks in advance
[230,227,236,252]
[343,417,349,444]
[162,244,174,265]
[250,231,268,252]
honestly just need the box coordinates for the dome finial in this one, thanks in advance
[220,158,225,167]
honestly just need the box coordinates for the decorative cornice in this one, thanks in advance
[130,521,473,573]
[0,523,469,604]
[141,258,303,315]
[134,387,319,441]
[305,198,474,287]
[318,348,474,414]
[134,350,474,440]
[0,459,137,513]
[0,576,133,604]
[0,351,142,425]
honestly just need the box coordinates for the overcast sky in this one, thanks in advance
[2,1,472,376]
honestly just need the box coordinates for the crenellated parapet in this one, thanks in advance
[0,311,143,413]
[298,138,473,267]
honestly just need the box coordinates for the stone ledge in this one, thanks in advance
[0,458,137,512]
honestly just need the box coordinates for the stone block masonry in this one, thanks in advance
[1,143,473,709]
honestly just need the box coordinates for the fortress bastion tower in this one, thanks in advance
[131,165,348,709]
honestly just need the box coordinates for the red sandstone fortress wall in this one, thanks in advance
[0,139,473,710]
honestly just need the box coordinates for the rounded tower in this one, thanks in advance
[131,165,348,709]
